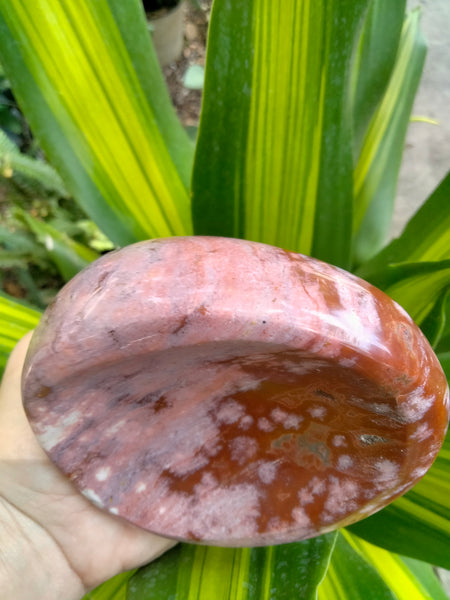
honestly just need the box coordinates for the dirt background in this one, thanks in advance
[162,0,211,127]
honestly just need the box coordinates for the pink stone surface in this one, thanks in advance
[22,237,449,546]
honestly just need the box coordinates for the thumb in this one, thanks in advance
[0,331,43,459]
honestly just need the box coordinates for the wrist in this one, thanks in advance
[0,495,85,600]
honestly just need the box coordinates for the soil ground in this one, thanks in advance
[162,0,211,127]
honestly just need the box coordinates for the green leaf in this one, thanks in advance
[438,352,450,381]
[383,262,450,325]
[319,532,395,600]
[75,220,115,252]
[320,531,449,599]
[0,223,44,259]
[18,210,99,281]
[435,287,450,354]
[128,534,337,600]
[352,8,426,264]
[357,171,450,278]
[82,570,136,600]
[0,250,31,269]
[351,0,406,155]
[400,557,450,600]
[328,531,449,600]
[348,258,450,328]
[0,129,68,196]
[192,0,370,268]
[355,172,450,323]
[357,260,450,292]
[348,428,450,570]
[0,0,193,246]
[420,287,450,348]
[0,292,41,377]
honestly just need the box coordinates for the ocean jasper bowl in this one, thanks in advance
[22,236,449,546]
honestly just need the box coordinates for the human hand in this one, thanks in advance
[0,333,176,600]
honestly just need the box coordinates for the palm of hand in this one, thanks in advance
[0,333,174,599]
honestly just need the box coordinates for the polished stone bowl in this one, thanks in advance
[22,237,449,546]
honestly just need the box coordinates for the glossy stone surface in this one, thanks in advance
[22,237,449,546]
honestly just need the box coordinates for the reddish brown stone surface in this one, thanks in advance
[22,237,449,546]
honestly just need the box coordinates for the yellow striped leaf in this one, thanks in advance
[192,0,370,268]
[0,0,193,245]
[356,173,450,327]
[352,8,426,263]
[320,531,448,600]
[82,570,136,600]
[19,210,99,281]
[351,0,406,156]
[128,535,337,600]
[319,533,396,600]
[384,263,450,325]
[434,291,450,354]
[0,293,41,377]
[358,171,450,274]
